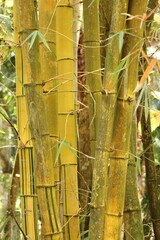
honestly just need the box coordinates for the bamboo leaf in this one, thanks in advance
[62,141,77,157]
[55,141,77,163]
[0,13,12,33]
[0,216,11,233]
[134,82,146,115]
[144,84,149,121]
[119,31,124,53]
[21,31,36,46]
[38,31,51,51]
[29,30,38,50]
[136,157,141,175]
[113,58,127,84]
[134,58,157,93]
[55,141,63,163]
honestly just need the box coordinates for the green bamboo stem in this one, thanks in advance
[83,0,102,156]
[141,105,160,239]
[124,116,144,240]
[39,0,60,205]
[103,1,148,239]
[14,0,39,239]
[88,1,128,239]
[99,0,113,70]
[56,0,80,239]
[25,84,63,240]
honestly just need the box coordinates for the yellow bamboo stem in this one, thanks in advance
[56,0,80,239]
[39,0,60,205]
[17,0,63,239]
[14,0,39,239]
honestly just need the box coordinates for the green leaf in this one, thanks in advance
[0,215,11,233]
[29,30,38,50]
[38,31,51,51]
[80,230,89,237]
[21,31,37,46]
[55,141,77,163]
[144,84,149,121]
[55,141,63,163]
[136,156,141,175]
[62,141,77,156]
[119,31,124,53]
[0,14,12,33]
[134,82,147,116]
[112,58,127,84]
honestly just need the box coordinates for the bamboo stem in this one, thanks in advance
[103,1,148,239]
[89,1,129,239]
[124,116,144,240]
[56,0,80,238]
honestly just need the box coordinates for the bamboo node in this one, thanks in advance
[101,89,107,95]
[20,194,38,198]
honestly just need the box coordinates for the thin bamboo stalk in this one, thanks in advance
[14,0,39,239]
[88,1,128,239]
[56,0,80,238]
[83,0,102,156]
[17,0,63,239]
[39,0,60,205]
[124,116,144,240]
[103,1,148,239]
[141,106,160,239]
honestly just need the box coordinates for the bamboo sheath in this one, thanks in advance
[103,0,148,239]
[39,0,60,205]
[124,116,144,240]
[56,0,80,239]
[89,1,128,239]
[14,0,39,239]
[17,0,63,239]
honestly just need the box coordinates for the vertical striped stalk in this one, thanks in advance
[14,0,39,239]
[17,0,63,239]
[82,0,102,235]
[103,0,148,239]
[89,1,128,239]
[39,0,59,204]
[56,0,80,239]
[83,0,102,156]
[124,116,144,240]
[141,106,160,239]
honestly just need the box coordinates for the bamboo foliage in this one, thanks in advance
[56,0,80,239]
[17,0,63,239]
[14,0,39,239]
[103,0,148,239]
[89,1,129,239]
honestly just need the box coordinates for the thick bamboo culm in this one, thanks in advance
[14,0,39,239]
[88,1,129,239]
[39,0,60,205]
[83,0,102,156]
[103,0,148,239]
[56,0,80,239]
[17,0,63,239]
[124,116,144,240]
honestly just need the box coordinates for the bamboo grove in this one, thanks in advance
[1,0,160,239]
